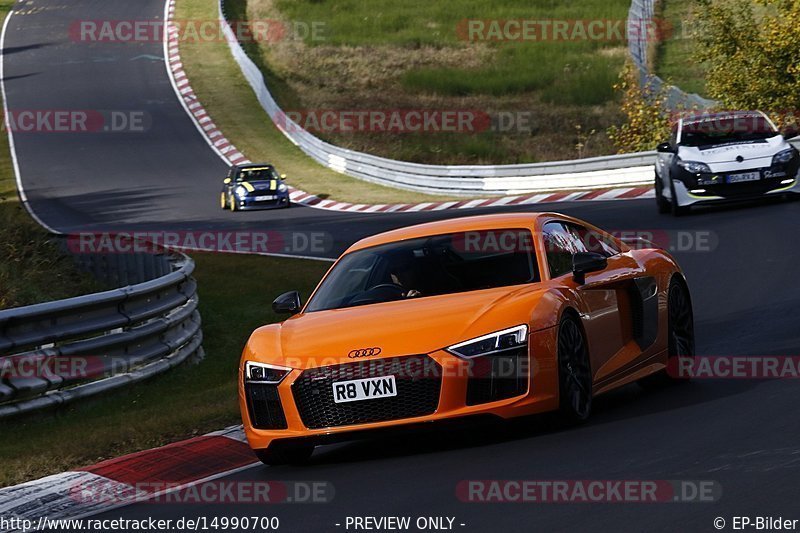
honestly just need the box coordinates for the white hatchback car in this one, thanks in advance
[654,111,800,215]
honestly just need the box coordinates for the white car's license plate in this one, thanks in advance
[727,171,760,183]
[332,375,397,404]
[254,195,277,201]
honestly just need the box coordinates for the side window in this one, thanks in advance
[542,222,577,278]
[543,222,618,278]
[566,224,619,258]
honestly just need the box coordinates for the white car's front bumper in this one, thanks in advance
[670,176,800,207]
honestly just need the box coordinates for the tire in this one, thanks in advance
[639,277,695,389]
[219,192,227,210]
[557,313,593,423]
[229,193,238,212]
[669,179,689,216]
[655,174,670,214]
[254,443,314,466]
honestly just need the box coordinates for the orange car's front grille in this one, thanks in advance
[291,355,442,429]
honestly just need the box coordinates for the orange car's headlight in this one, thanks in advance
[244,361,291,384]
[446,325,528,359]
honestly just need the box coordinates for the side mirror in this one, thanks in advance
[656,142,675,153]
[782,125,799,139]
[272,290,302,315]
[572,252,608,284]
[223,177,232,184]
[280,174,287,179]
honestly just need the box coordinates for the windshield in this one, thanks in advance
[305,229,539,312]
[680,114,777,147]
[237,167,279,181]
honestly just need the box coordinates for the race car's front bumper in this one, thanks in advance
[670,164,800,207]
[235,192,290,210]
[239,328,561,453]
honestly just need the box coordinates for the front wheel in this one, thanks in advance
[219,192,227,210]
[655,174,670,214]
[229,194,239,212]
[669,179,689,216]
[557,314,592,423]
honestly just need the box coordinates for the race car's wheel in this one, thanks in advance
[640,278,695,388]
[229,194,238,212]
[557,313,592,423]
[669,179,689,217]
[667,278,695,362]
[655,174,670,214]
[254,443,314,466]
[220,192,227,209]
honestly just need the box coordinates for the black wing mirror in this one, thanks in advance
[572,252,608,284]
[656,141,675,153]
[272,291,302,315]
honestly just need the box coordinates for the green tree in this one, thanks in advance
[607,62,672,153]
[695,0,800,126]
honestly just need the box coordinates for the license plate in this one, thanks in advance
[727,171,760,183]
[332,375,397,404]
[254,195,276,201]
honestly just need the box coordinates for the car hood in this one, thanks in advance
[677,135,788,164]
[246,284,551,369]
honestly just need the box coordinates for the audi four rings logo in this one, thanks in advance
[348,347,382,358]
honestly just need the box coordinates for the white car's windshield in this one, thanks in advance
[680,114,777,147]
[306,229,539,312]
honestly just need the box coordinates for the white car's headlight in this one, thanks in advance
[447,325,528,359]
[244,361,291,384]
[234,185,248,197]
[677,160,712,174]
[278,183,288,192]
[772,148,796,165]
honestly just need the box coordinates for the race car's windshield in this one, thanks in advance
[680,114,777,147]
[305,229,539,312]
[237,167,280,181]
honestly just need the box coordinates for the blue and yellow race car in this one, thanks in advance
[220,164,291,211]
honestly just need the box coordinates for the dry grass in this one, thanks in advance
[242,0,626,164]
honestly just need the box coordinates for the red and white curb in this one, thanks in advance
[0,426,255,528]
[163,0,654,213]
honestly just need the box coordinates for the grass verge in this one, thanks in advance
[0,252,330,487]
[240,0,627,163]
[177,0,452,204]
[653,0,707,97]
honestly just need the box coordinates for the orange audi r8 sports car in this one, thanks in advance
[239,213,694,464]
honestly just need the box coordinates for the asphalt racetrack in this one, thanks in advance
[4,0,800,531]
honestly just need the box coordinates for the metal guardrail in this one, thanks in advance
[217,0,659,196]
[0,245,203,418]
